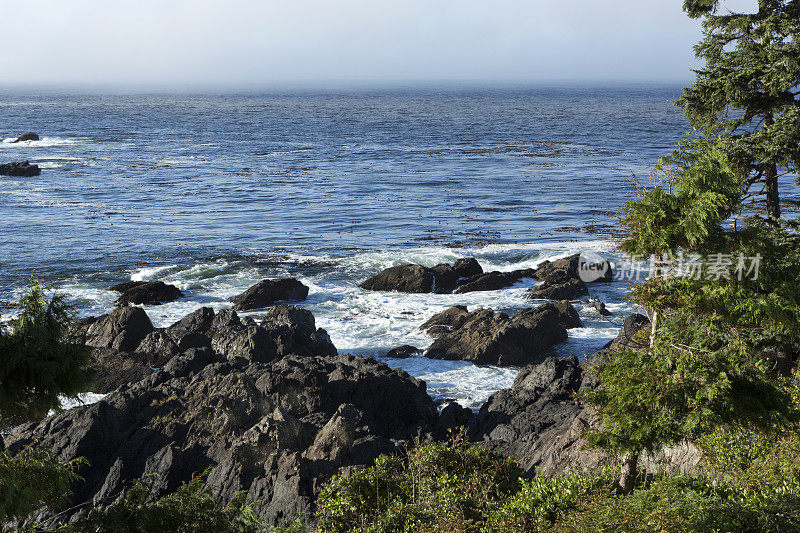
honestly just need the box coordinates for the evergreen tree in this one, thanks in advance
[680,0,800,221]
[0,276,94,422]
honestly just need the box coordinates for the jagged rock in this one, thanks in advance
[525,278,589,301]
[423,304,568,366]
[110,281,184,307]
[419,305,471,338]
[231,278,309,311]
[386,345,420,358]
[359,264,436,293]
[91,348,151,393]
[359,258,486,294]
[212,305,336,363]
[453,257,483,278]
[0,161,40,177]
[434,401,475,441]
[552,300,583,329]
[5,349,437,528]
[84,306,154,352]
[454,269,538,294]
[135,330,181,366]
[12,132,39,143]
[165,307,216,350]
[473,355,606,476]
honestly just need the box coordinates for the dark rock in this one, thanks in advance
[473,355,604,476]
[594,301,613,316]
[112,281,183,307]
[84,306,154,352]
[386,345,420,358]
[231,278,309,311]
[430,264,460,293]
[4,349,437,528]
[525,278,589,300]
[12,132,39,143]
[91,348,151,393]
[453,257,483,278]
[359,264,435,293]
[454,269,538,294]
[0,161,40,177]
[211,306,336,363]
[434,401,475,441]
[423,305,568,366]
[135,330,181,366]
[360,258,486,294]
[551,300,583,329]
[165,307,216,350]
[419,305,471,338]
[534,254,613,284]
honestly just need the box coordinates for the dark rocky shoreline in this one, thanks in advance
[4,254,698,529]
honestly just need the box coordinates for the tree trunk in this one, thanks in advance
[618,450,640,494]
[763,113,780,222]
[765,162,780,222]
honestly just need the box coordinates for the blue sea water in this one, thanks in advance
[0,86,690,407]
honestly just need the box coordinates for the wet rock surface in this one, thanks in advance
[231,278,309,311]
[0,161,41,177]
[110,281,184,306]
[422,304,571,366]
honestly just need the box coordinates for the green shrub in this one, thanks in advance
[315,433,523,532]
[0,446,82,523]
[62,473,266,533]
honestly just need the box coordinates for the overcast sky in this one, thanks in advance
[2,0,758,89]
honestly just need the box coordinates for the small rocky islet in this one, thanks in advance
[5,254,700,529]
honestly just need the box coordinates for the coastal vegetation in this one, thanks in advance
[2,0,799,531]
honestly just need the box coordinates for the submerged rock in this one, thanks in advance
[386,345,421,358]
[0,161,40,177]
[12,132,39,143]
[110,280,184,306]
[231,278,309,311]
[422,304,570,366]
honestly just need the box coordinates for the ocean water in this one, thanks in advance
[1,87,689,408]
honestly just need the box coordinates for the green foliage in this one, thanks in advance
[679,0,800,219]
[0,446,82,523]
[584,313,798,455]
[0,275,94,422]
[554,474,800,532]
[485,469,617,532]
[315,434,524,532]
[62,473,266,533]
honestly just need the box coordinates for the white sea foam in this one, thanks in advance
[0,136,80,148]
[48,392,105,415]
[59,240,634,408]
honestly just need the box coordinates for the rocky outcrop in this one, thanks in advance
[473,355,604,476]
[454,268,538,294]
[386,345,421,358]
[91,348,152,393]
[12,132,39,143]
[525,278,589,301]
[110,281,184,306]
[231,278,309,311]
[422,304,571,366]
[5,347,438,528]
[552,300,584,329]
[0,161,41,177]
[84,306,155,352]
[533,254,613,284]
[359,258,488,294]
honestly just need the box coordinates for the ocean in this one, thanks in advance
[1,86,690,407]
